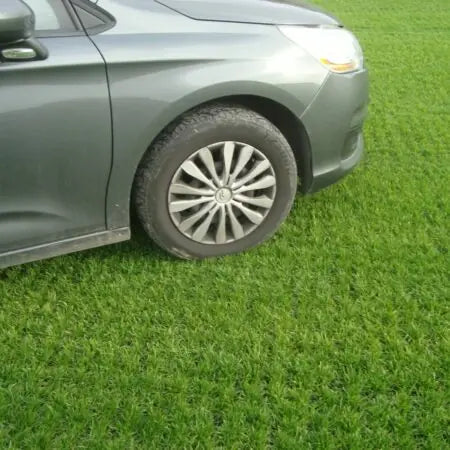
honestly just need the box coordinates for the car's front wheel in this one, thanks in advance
[134,104,297,259]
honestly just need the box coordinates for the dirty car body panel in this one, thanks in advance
[0,36,112,253]
[0,0,369,268]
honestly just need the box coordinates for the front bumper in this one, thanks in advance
[301,68,369,193]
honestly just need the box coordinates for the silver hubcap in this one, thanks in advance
[168,141,277,245]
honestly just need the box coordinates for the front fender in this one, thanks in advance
[92,19,327,229]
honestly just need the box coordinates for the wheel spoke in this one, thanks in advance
[234,194,274,209]
[232,201,264,225]
[199,147,221,186]
[169,141,277,245]
[170,183,214,196]
[228,145,254,185]
[181,160,216,189]
[193,205,219,241]
[226,204,244,240]
[234,175,276,194]
[222,142,235,185]
[179,201,216,232]
[169,196,214,213]
[232,160,271,189]
[215,205,227,244]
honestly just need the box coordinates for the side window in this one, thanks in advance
[24,0,77,33]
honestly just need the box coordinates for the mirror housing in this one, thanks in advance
[0,0,35,45]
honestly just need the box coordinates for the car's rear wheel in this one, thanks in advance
[133,104,297,259]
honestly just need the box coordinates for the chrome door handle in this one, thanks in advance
[2,47,37,61]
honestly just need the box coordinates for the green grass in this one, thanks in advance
[1,0,449,447]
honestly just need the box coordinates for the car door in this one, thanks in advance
[0,0,112,254]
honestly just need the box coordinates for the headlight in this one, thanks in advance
[278,26,364,74]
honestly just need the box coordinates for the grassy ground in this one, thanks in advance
[1,0,449,447]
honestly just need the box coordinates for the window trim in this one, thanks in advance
[71,0,116,35]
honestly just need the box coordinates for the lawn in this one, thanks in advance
[1,0,449,447]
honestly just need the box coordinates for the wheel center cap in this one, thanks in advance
[215,187,233,204]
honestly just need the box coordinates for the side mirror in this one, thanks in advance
[0,0,35,45]
[0,0,47,61]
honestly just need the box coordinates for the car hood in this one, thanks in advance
[155,0,341,26]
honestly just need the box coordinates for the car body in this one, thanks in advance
[0,0,369,268]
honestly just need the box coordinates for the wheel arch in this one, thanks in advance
[107,87,314,231]
[134,94,312,194]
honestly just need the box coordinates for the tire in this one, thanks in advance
[133,103,297,259]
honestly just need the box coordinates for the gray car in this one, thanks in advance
[0,0,369,268]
